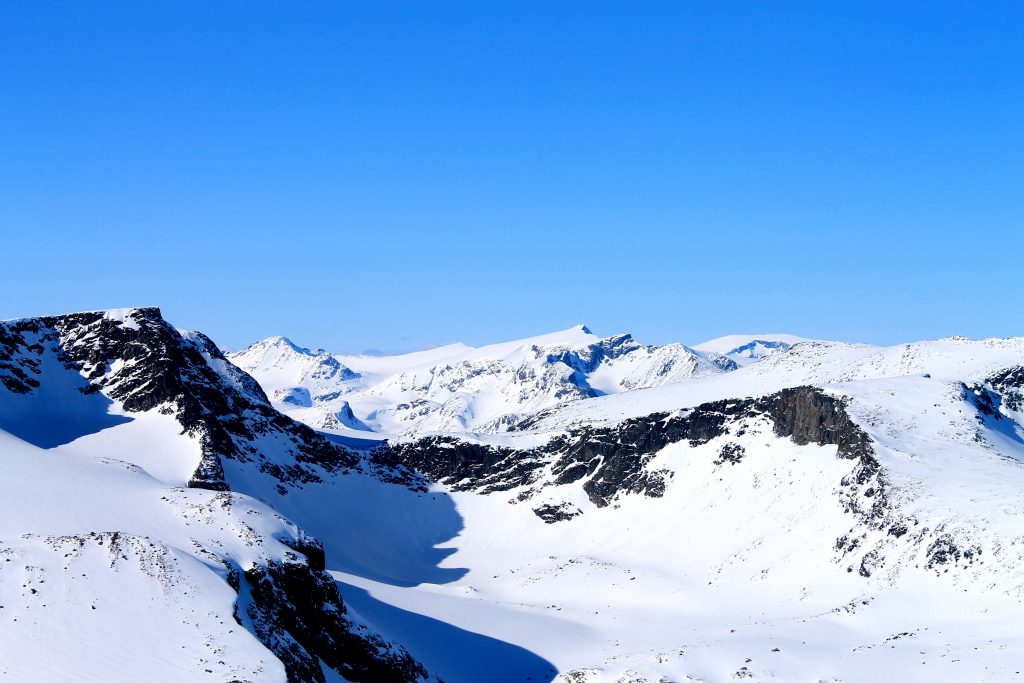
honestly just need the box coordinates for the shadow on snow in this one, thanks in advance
[337,581,559,683]
[0,359,132,448]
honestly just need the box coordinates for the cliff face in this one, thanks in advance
[242,556,428,683]
[377,386,885,516]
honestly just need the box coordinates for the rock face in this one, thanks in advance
[983,365,1024,414]
[242,556,429,683]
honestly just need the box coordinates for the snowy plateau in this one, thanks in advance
[2,307,1024,683]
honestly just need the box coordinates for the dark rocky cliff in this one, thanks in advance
[241,553,428,683]
[377,386,888,525]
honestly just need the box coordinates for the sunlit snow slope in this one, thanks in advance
[3,308,1024,683]
[339,336,1024,683]
[0,308,434,683]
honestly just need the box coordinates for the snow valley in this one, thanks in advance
[2,308,1024,682]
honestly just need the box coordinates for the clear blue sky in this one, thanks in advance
[2,2,1021,352]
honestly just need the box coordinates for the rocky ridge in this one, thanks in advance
[0,308,432,683]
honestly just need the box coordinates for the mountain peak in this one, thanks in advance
[691,333,810,366]
[253,335,325,356]
[3,306,162,324]
[267,335,301,349]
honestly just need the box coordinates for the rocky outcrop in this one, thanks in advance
[0,322,44,395]
[380,435,547,495]
[762,388,874,460]
[377,386,887,516]
[987,366,1024,409]
[963,369,1024,453]
[761,388,888,529]
[975,366,1024,416]
[544,333,638,374]
[377,396,760,506]
[241,554,429,683]
[532,502,583,523]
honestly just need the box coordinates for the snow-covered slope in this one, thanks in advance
[693,333,810,366]
[343,336,1024,682]
[4,307,1024,683]
[229,326,736,437]
[0,308,434,683]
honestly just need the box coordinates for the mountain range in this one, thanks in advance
[1,307,1023,682]
[225,327,798,437]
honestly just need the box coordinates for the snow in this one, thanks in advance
[2,307,152,324]
[101,307,142,329]
[229,326,733,436]
[56,409,203,486]
[0,428,297,682]
[311,335,1024,682]
[327,419,1024,682]
[692,333,811,367]
[692,333,810,355]
[0,331,133,448]
[4,307,1024,682]
[451,324,598,363]
[520,337,1024,432]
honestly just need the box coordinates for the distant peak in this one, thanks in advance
[255,336,320,356]
[267,335,296,346]
[577,324,593,335]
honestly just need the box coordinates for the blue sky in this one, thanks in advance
[2,2,1021,352]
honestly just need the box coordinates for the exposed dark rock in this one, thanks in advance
[378,386,888,520]
[545,333,636,374]
[377,436,546,494]
[986,366,1024,412]
[714,442,746,466]
[858,550,882,577]
[242,556,428,683]
[761,387,875,463]
[963,373,1024,449]
[964,382,1004,420]
[533,503,582,523]
[0,320,45,394]
[924,534,982,571]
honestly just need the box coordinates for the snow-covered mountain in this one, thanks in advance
[228,326,736,437]
[0,308,433,683]
[3,307,1024,682]
[358,334,1024,682]
[692,333,809,366]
